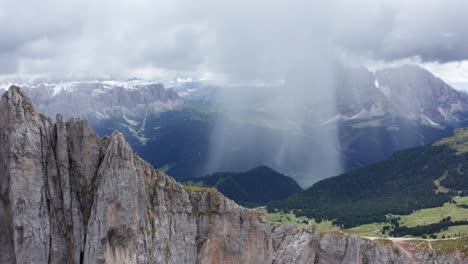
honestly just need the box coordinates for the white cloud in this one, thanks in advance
[423,61,468,92]
[1,0,468,83]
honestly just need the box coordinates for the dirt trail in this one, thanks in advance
[363,236,464,242]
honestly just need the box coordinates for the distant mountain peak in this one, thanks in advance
[336,64,468,126]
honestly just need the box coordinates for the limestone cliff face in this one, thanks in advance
[0,86,466,264]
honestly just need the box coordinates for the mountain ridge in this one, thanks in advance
[182,165,302,207]
[4,64,467,127]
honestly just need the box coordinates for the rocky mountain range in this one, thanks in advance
[1,64,467,186]
[1,86,466,263]
[334,65,468,126]
[0,79,183,122]
[1,65,467,128]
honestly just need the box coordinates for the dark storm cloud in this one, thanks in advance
[333,1,468,63]
[0,0,467,80]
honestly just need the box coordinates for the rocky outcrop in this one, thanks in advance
[0,86,466,263]
[271,227,467,264]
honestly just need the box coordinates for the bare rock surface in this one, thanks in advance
[20,82,183,122]
[0,86,466,263]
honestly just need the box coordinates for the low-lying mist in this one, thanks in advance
[205,55,343,187]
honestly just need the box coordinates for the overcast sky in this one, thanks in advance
[1,0,468,89]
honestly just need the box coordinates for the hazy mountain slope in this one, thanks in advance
[334,66,389,118]
[169,81,221,103]
[376,65,468,125]
[166,65,466,184]
[338,115,453,169]
[183,166,302,207]
[91,102,344,184]
[120,108,452,185]
[128,108,214,177]
[334,64,468,126]
[269,128,468,228]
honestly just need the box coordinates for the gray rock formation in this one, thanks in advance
[334,64,468,126]
[9,81,183,122]
[0,86,466,263]
[375,65,468,125]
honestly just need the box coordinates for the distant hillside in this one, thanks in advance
[268,128,468,228]
[183,166,302,207]
[338,115,453,170]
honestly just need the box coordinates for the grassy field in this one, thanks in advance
[268,212,337,230]
[348,196,468,237]
[397,197,468,227]
[182,185,218,193]
[267,196,468,238]
[345,222,387,237]
[434,128,468,154]
[436,225,468,238]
